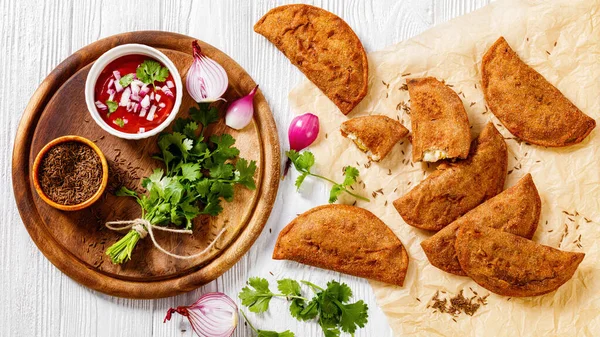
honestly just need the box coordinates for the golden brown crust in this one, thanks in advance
[481,37,596,147]
[421,173,541,276]
[393,123,507,231]
[455,224,584,297]
[407,77,471,162]
[254,4,368,115]
[340,115,409,161]
[273,204,409,286]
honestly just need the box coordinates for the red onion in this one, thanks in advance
[284,113,320,176]
[289,113,320,151]
[95,101,107,110]
[186,41,228,103]
[164,292,238,337]
[225,85,258,130]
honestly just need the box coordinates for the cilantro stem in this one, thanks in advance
[300,280,325,292]
[273,294,309,301]
[105,230,141,264]
[305,171,370,202]
[239,310,258,334]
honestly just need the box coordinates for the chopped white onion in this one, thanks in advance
[108,78,114,89]
[139,128,145,133]
[95,101,107,110]
[130,82,140,95]
[119,87,131,106]
[140,95,151,108]
[140,84,150,97]
[155,94,161,102]
[140,107,148,117]
[150,92,155,100]
[158,102,166,108]
[147,105,157,121]
[130,94,140,102]
[162,85,174,97]
[132,80,144,87]
[112,71,121,80]
[166,80,174,88]
[108,93,115,101]
[114,80,123,93]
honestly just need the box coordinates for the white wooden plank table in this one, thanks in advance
[0,0,491,336]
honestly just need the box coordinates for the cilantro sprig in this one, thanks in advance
[286,150,369,203]
[240,310,295,337]
[239,277,369,336]
[136,60,169,87]
[105,103,257,264]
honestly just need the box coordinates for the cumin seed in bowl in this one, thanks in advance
[38,141,103,206]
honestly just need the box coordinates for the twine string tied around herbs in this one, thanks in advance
[105,218,226,260]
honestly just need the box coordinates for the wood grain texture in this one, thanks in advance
[1,0,491,336]
[13,31,280,298]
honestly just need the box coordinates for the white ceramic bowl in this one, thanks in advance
[84,44,183,140]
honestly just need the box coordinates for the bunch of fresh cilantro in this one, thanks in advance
[239,277,369,337]
[105,103,257,264]
[286,150,369,203]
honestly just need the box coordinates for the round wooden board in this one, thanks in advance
[12,31,280,298]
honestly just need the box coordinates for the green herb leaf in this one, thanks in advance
[114,118,125,127]
[337,300,369,334]
[106,100,118,115]
[257,330,295,337]
[287,150,369,203]
[235,158,257,190]
[341,166,359,187]
[119,73,135,88]
[190,103,220,127]
[136,60,169,87]
[239,277,274,313]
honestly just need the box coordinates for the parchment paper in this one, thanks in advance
[288,0,600,335]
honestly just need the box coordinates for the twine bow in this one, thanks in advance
[105,219,226,260]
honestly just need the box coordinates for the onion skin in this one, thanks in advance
[225,85,258,130]
[164,292,238,337]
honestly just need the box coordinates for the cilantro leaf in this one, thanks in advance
[278,279,301,296]
[287,150,369,203]
[180,163,201,181]
[239,277,274,313]
[257,330,295,337]
[136,60,169,87]
[106,100,118,115]
[341,166,359,187]
[294,172,308,191]
[337,301,369,334]
[114,118,125,127]
[211,134,240,163]
[190,103,220,127]
[209,163,234,179]
[119,73,135,88]
[328,184,344,203]
[235,158,257,190]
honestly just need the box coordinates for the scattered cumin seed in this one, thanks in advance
[546,50,551,55]
[554,41,557,47]
[388,169,392,175]
[400,83,408,91]
[402,72,412,77]
[384,200,388,206]
[469,102,476,107]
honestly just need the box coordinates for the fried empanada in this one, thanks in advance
[456,224,584,297]
[393,123,507,231]
[407,77,471,162]
[341,115,409,161]
[254,5,368,115]
[421,174,541,276]
[482,37,596,147]
[273,205,409,286]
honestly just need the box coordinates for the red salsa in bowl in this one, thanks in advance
[94,54,177,134]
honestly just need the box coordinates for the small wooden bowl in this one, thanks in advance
[32,135,109,211]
